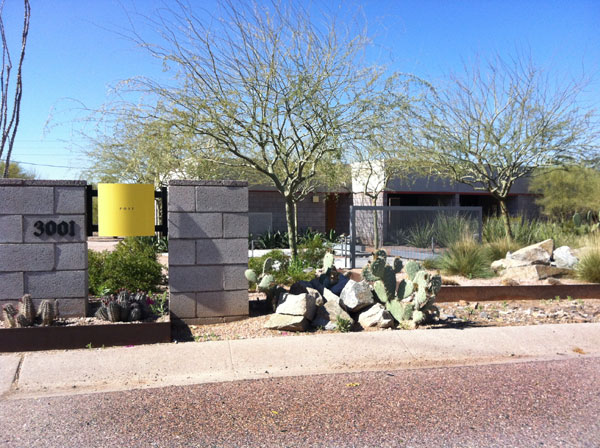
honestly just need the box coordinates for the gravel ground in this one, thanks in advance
[176,295,600,343]
[1,356,598,447]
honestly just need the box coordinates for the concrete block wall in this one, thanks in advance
[0,179,88,317]
[168,180,249,324]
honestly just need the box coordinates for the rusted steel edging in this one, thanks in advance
[437,285,600,302]
[0,321,171,353]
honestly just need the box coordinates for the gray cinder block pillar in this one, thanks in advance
[0,179,88,317]
[168,180,249,324]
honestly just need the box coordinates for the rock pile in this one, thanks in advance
[491,239,578,282]
[264,277,394,332]
[264,251,442,332]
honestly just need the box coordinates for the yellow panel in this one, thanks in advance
[97,184,155,237]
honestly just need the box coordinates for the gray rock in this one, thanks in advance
[552,246,578,269]
[358,303,394,328]
[339,279,374,312]
[312,287,354,331]
[503,264,573,281]
[264,314,308,331]
[306,287,324,307]
[509,239,553,264]
[276,292,316,320]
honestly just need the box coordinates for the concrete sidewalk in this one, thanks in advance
[1,323,599,400]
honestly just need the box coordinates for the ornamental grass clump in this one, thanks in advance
[439,238,494,278]
[576,246,600,283]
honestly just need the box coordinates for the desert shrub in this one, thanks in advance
[88,250,109,295]
[483,237,521,262]
[286,257,314,284]
[248,250,291,286]
[438,238,494,278]
[88,238,165,295]
[576,246,600,283]
[433,214,478,248]
[406,222,435,248]
[483,215,579,247]
[298,234,330,268]
[421,256,440,270]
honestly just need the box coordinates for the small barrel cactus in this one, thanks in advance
[2,304,18,328]
[19,294,35,326]
[38,299,59,326]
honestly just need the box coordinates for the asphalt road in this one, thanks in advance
[1,356,598,448]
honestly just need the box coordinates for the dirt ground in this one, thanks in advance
[174,293,600,343]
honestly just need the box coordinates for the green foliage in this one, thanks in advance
[433,214,478,248]
[483,237,521,262]
[130,236,168,253]
[248,250,290,287]
[576,247,600,283]
[0,161,36,179]
[335,315,352,333]
[438,238,494,279]
[483,215,580,248]
[251,228,341,250]
[149,291,169,316]
[297,234,330,268]
[88,238,165,295]
[406,222,435,248]
[529,166,600,220]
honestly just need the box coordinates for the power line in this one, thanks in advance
[4,160,86,169]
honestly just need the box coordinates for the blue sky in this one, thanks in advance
[3,0,599,179]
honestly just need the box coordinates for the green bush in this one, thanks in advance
[576,247,600,283]
[483,237,521,262]
[406,222,435,248]
[298,234,329,269]
[433,214,478,248]
[248,250,291,286]
[88,238,165,295]
[439,238,494,278]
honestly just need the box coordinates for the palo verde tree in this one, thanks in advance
[0,0,30,178]
[348,74,429,248]
[418,53,598,238]
[125,0,386,257]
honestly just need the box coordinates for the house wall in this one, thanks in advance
[248,190,327,234]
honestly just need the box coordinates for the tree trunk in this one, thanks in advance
[498,197,513,239]
[371,197,380,249]
[285,197,298,258]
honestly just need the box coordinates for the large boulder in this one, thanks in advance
[276,292,316,320]
[329,273,350,296]
[339,279,374,312]
[358,303,394,328]
[264,314,308,332]
[491,257,531,272]
[502,265,573,281]
[552,246,579,269]
[311,288,354,331]
[509,239,554,264]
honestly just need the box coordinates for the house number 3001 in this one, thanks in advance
[33,220,76,237]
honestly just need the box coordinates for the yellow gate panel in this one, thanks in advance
[97,183,155,237]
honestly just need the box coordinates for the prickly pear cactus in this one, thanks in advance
[3,304,18,328]
[322,253,335,271]
[360,252,440,327]
[404,261,421,281]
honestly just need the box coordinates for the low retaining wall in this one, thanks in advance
[0,321,171,352]
[437,284,600,302]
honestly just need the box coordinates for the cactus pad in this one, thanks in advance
[405,261,421,281]
[245,269,258,284]
[393,257,403,273]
